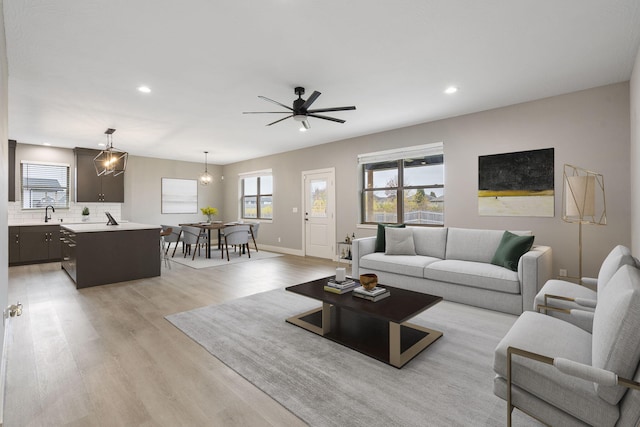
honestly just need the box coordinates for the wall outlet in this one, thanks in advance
[278,237,281,243]
[559,269,568,277]
[292,207,298,213]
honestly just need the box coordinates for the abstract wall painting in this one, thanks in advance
[161,178,198,214]
[478,148,554,217]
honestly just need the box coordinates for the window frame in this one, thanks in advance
[239,169,273,221]
[20,160,70,210]
[359,143,444,226]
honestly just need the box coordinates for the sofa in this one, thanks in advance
[352,226,553,315]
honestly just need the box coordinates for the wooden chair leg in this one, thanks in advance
[192,237,200,260]
[246,243,251,258]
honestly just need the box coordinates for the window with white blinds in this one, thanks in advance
[21,161,70,209]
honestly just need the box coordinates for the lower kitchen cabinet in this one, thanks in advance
[8,225,62,266]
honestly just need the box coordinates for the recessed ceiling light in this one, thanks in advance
[444,86,458,94]
[43,143,51,146]
[137,86,151,93]
[98,143,106,147]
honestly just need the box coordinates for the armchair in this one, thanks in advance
[222,225,251,261]
[494,264,640,426]
[533,245,636,332]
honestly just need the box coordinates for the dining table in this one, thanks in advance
[178,221,255,259]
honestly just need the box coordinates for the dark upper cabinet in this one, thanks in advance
[75,148,124,202]
[8,140,16,202]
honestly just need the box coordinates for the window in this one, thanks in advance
[359,143,444,225]
[240,170,273,220]
[21,161,70,209]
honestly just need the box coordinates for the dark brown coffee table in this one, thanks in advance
[285,276,443,368]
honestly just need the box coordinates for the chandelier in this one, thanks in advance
[200,151,212,186]
[93,128,128,177]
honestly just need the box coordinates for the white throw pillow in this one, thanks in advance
[385,227,416,255]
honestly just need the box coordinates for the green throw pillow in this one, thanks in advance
[375,223,406,252]
[491,231,535,271]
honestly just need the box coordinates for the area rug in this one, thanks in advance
[168,249,282,269]
[166,289,540,426]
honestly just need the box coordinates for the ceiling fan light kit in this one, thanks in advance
[243,86,356,130]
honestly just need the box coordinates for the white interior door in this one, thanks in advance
[303,169,335,259]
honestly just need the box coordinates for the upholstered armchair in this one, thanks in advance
[533,245,636,332]
[494,264,640,426]
[221,225,251,261]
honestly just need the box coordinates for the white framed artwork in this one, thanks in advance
[161,178,198,214]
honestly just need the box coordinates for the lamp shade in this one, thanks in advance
[561,164,606,226]
[565,175,595,219]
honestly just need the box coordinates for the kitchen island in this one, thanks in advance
[61,222,161,288]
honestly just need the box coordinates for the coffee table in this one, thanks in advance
[285,277,443,368]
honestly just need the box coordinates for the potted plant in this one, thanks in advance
[82,206,90,222]
[200,206,218,223]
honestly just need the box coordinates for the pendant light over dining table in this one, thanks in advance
[200,151,212,186]
[93,128,128,177]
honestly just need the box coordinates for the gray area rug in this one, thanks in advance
[169,249,282,269]
[166,289,541,426]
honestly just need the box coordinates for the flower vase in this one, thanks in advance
[206,214,213,223]
[82,215,90,222]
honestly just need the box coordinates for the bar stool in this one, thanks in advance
[160,227,172,269]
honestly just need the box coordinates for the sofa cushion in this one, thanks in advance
[412,227,447,259]
[360,253,439,278]
[491,231,535,271]
[374,223,405,252]
[592,264,640,405]
[596,245,635,293]
[425,260,521,294]
[445,228,507,263]
[385,227,416,255]
[494,312,617,427]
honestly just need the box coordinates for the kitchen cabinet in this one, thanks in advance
[8,225,61,265]
[75,148,124,202]
[61,223,160,288]
[8,226,20,264]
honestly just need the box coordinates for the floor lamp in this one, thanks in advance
[561,164,606,284]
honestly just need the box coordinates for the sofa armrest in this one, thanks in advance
[519,245,553,313]
[352,236,376,277]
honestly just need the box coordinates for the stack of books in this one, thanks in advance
[324,278,357,294]
[352,286,390,302]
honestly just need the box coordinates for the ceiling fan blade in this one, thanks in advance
[258,96,293,111]
[302,120,310,130]
[308,113,346,124]
[307,106,356,113]
[243,111,292,114]
[301,91,321,110]
[266,115,293,126]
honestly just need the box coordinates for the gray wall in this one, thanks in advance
[222,82,631,279]
[631,45,640,256]
[0,0,8,373]
[121,155,224,226]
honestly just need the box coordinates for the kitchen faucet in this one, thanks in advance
[44,205,55,223]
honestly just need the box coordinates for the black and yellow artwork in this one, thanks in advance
[478,148,554,217]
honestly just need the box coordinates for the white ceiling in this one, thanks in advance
[4,1,640,165]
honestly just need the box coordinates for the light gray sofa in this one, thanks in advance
[352,227,553,315]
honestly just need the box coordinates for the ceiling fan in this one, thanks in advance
[243,86,356,130]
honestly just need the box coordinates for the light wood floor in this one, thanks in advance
[5,253,342,426]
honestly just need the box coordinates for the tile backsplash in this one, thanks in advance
[8,202,122,224]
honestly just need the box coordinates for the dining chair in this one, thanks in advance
[222,225,251,261]
[247,222,260,252]
[161,224,182,257]
[181,225,208,260]
[160,227,172,269]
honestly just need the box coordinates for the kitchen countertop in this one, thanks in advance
[60,222,160,233]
